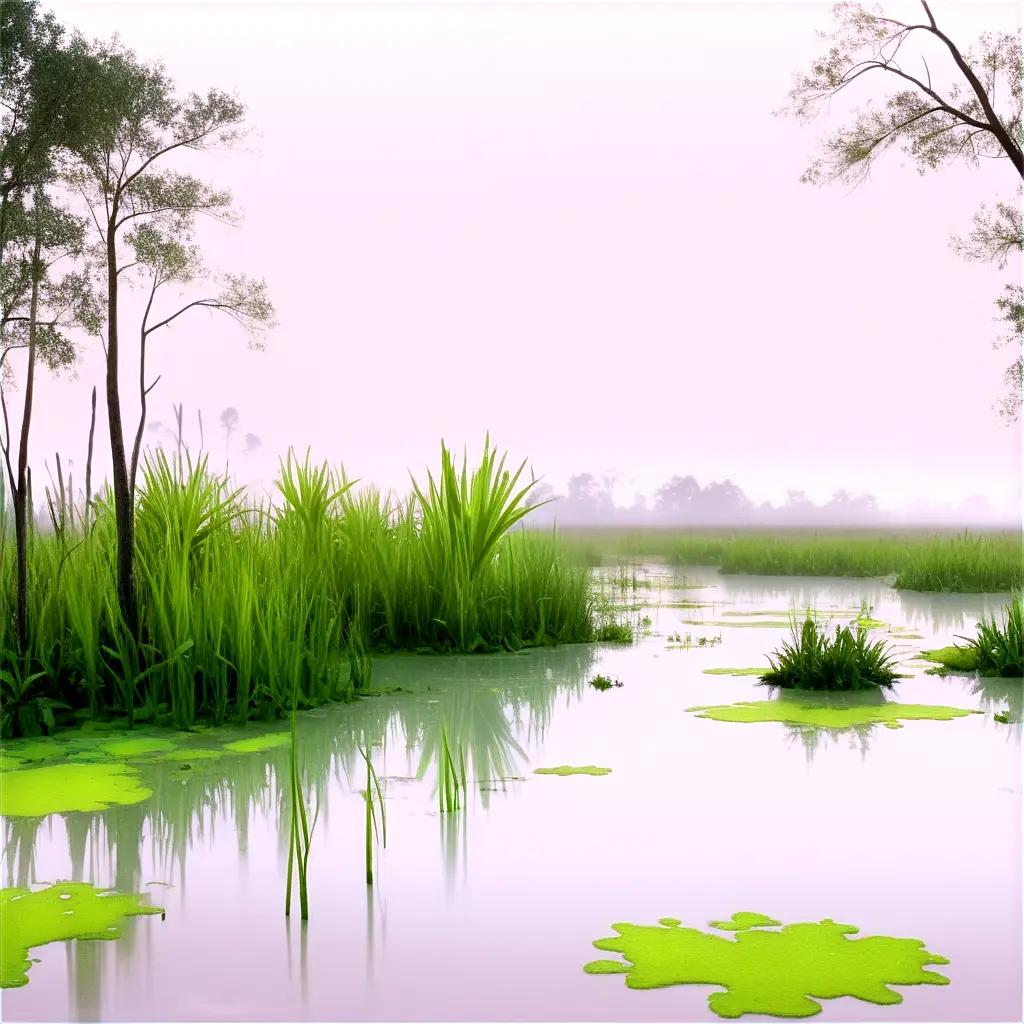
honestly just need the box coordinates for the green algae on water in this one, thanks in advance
[1,882,163,988]
[100,737,178,758]
[686,699,978,729]
[584,914,949,1018]
[702,668,769,677]
[919,646,979,674]
[0,763,152,817]
[223,733,291,754]
[710,911,781,931]
[533,765,611,777]
[156,748,223,762]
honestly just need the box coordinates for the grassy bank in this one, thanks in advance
[556,527,1022,593]
[1,445,614,735]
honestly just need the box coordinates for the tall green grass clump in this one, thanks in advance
[0,439,605,732]
[964,595,1024,676]
[762,616,899,691]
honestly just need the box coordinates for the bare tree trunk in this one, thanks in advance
[85,386,96,526]
[105,212,139,636]
[13,229,41,652]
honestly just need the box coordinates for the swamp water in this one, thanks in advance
[2,567,1020,1022]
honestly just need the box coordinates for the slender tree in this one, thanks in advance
[0,191,100,650]
[783,1,1023,416]
[68,40,273,635]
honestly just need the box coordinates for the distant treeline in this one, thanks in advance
[526,473,1012,528]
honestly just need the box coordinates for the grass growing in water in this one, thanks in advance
[761,616,899,691]
[0,441,611,732]
[919,595,1024,677]
[285,689,317,920]
[962,594,1024,676]
[558,527,1021,592]
[437,723,467,814]
[360,744,387,885]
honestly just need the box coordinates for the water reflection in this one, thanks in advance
[784,722,877,763]
[1,646,596,912]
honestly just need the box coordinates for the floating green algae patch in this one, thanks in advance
[852,616,888,630]
[156,748,223,763]
[703,668,769,677]
[3,739,65,763]
[0,753,27,772]
[100,737,178,758]
[709,912,782,931]
[0,764,152,817]
[682,619,796,629]
[1,882,163,988]
[919,646,979,674]
[685,699,978,729]
[584,914,949,1018]
[223,733,291,754]
[533,765,611,776]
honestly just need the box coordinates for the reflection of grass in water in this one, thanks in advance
[1,882,163,989]
[3,650,594,899]
[584,913,950,1018]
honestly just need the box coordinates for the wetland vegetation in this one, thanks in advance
[560,528,1022,593]
[1,0,1022,1021]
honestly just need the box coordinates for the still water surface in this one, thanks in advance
[4,567,1021,1022]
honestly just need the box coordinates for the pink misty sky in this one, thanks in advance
[29,1,1024,518]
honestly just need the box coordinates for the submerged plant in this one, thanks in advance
[761,616,899,691]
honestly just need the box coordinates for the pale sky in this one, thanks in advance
[28,1,1024,517]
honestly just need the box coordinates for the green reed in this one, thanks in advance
[360,744,387,885]
[962,594,1024,677]
[0,440,605,733]
[761,614,900,691]
[558,527,1022,593]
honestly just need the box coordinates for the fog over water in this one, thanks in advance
[18,1,1023,523]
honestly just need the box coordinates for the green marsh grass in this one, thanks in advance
[0,442,609,732]
[964,594,1024,677]
[359,745,387,885]
[927,594,1024,677]
[762,616,900,691]
[558,528,1022,593]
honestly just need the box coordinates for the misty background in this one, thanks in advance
[24,1,1024,527]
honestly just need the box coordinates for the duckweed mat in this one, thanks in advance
[685,699,978,729]
[584,914,949,1018]
[702,668,769,677]
[1,882,163,988]
[0,763,153,817]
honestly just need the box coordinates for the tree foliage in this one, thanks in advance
[784,1,1023,420]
